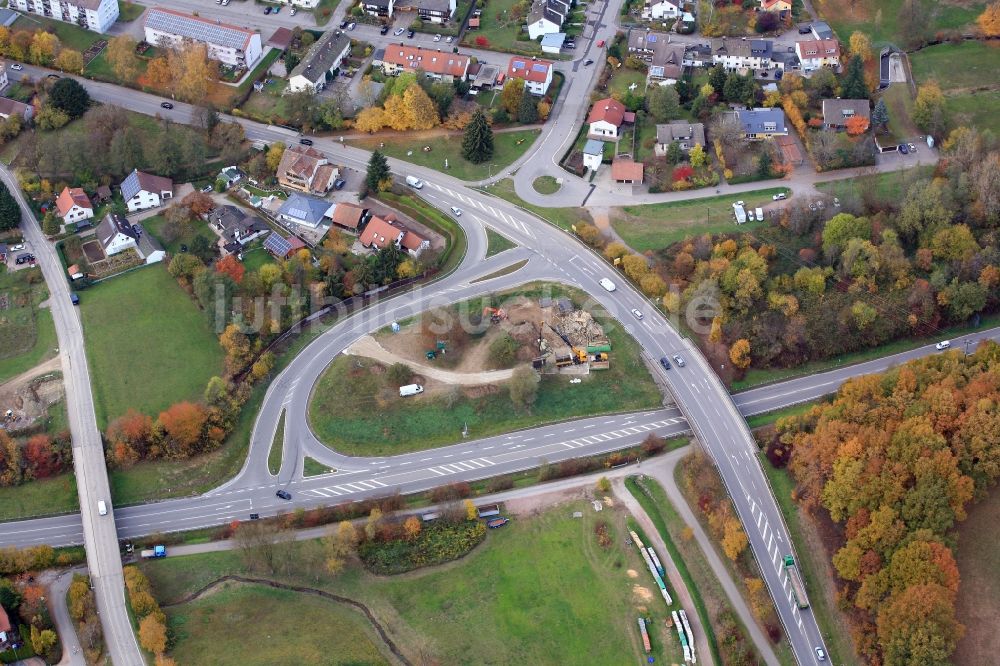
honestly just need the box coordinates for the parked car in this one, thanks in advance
[201,184,213,193]
[433,33,441,42]
[9,64,22,71]
[672,354,686,367]
[394,27,405,36]
[264,6,272,13]
[11,244,24,251]
[380,24,390,34]
[289,6,296,14]
[596,39,605,47]
[450,206,463,217]
[774,70,783,80]
[407,29,415,38]
[70,293,80,305]
[446,35,453,43]
[833,197,840,207]
[735,200,745,207]
[347,21,356,30]
[814,647,826,661]
[340,19,349,28]
[273,5,280,12]
[899,143,909,154]
[583,58,594,66]
[160,102,173,109]
[907,143,917,153]
[659,356,672,370]
[333,178,346,190]
[746,210,755,222]
[760,70,768,77]
[276,489,292,500]
[299,138,313,146]
[798,24,811,33]
[631,308,643,320]
[772,192,786,201]
[935,340,951,350]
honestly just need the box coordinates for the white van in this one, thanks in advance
[98,500,108,516]
[399,384,424,397]
[405,175,424,189]
[755,207,764,220]
[599,278,616,292]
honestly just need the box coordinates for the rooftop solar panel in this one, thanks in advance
[648,35,657,42]
[264,233,291,257]
[513,60,525,68]
[145,9,251,51]
[531,63,548,72]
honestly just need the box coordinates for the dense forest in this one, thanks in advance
[772,341,1000,664]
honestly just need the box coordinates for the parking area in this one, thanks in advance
[0,240,36,272]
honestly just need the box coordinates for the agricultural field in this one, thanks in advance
[143,501,687,665]
[610,187,790,252]
[80,265,225,427]
[879,84,919,145]
[0,266,57,384]
[954,489,1000,665]
[812,0,988,46]
[909,41,1000,136]
[309,284,662,455]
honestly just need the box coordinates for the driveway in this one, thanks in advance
[344,335,516,385]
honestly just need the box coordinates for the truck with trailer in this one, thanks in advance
[783,555,809,609]
[141,545,166,559]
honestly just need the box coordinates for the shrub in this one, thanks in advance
[358,520,487,574]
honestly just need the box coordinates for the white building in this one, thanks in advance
[144,7,264,69]
[526,0,569,39]
[582,139,603,171]
[12,0,118,33]
[643,0,680,20]
[95,213,165,265]
[795,39,840,72]
[506,56,554,96]
[55,187,93,224]
[287,30,351,94]
[120,169,173,213]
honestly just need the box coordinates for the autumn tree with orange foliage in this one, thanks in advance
[777,342,1000,664]
[157,401,208,456]
[845,115,870,136]
[977,0,1000,36]
[215,254,245,284]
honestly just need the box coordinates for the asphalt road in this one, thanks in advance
[0,164,144,665]
[0,59,973,665]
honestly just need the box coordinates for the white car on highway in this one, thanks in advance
[935,340,951,350]
[9,63,22,71]
[631,308,643,320]
[450,206,462,217]
[599,278,616,292]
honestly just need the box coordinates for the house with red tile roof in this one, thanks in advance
[587,98,633,141]
[378,44,470,81]
[359,215,430,257]
[507,57,554,95]
[795,38,840,71]
[611,158,643,184]
[55,186,94,224]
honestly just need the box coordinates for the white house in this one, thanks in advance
[277,193,334,228]
[644,0,680,20]
[526,0,568,39]
[287,30,352,94]
[95,213,165,264]
[362,0,394,16]
[55,187,93,224]
[795,39,840,72]
[587,98,631,141]
[144,7,264,69]
[12,0,118,33]
[507,56,554,95]
[582,139,603,171]
[713,39,774,72]
[120,169,173,213]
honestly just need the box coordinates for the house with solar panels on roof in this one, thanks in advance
[276,193,334,229]
[264,232,307,259]
[120,169,173,213]
[627,31,683,86]
[12,0,118,33]
[144,7,264,69]
[506,57,554,95]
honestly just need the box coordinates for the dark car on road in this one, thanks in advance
[333,178,346,190]
[276,490,292,500]
[659,356,671,370]
[899,143,909,154]
[407,29,415,38]
[380,24,390,34]
[299,138,313,146]
[160,102,173,109]
[340,19,349,28]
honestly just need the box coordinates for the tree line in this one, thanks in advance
[773,341,1000,664]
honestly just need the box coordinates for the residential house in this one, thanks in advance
[643,0,681,20]
[506,56,554,95]
[218,166,243,189]
[732,107,788,139]
[362,0,394,16]
[277,193,334,228]
[771,51,800,71]
[208,205,270,251]
[810,21,834,40]
[144,7,264,69]
[12,0,118,33]
[120,169,173,213]
[393,0,456,23]
[266,27,294,52]
[55,186,94,224]
[470,63,500,91]
[758,0,791,14]
[611,158,644,184]
[330,202,368,232]
[378,44,470,81]
[822,98,870,130]
[285,0,323,7]
[654,121,706,156]
[713,38,774,72]
[287,29,352,93]
[683,43,713,68]
[95,213,165,264]
[628,32,683,85]
[0,97,33,121]
[587,98,632,140]
[796,39,840,71]
[263,232,306,259]
[582,139,604,171]
[540,32,566,54]
[527,0,569,40]
[359,215,430,257]
[276,145,339,195]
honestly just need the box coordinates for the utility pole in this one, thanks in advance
[965,339,971,357]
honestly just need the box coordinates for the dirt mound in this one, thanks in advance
[626,569,639,579]
[632,585,654,603]
[463,384,501,399]
[0,369,64,432]
[554,309,607,347]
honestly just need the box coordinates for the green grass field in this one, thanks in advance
[485,227,517,257]
[0,267,57,384]
[880,84,918,144]
[142,214,219,258]
[309,286,661,455]
[608,68,648,98]
[611,187,791,252]
[815,166,933,204]
[144,501,683,665]
[814,0,986,45]
[460,0,542,54]
[239,246,277,273]
[267,410,284,476]
[303,457,334,476]
[166,584,392,665]
[13,15,105,52]
[80,266,225,427]
[350,130,540,182]
[532,175,560,195]
[117,0,145,22]
[909,41,1000,92]
[943,89,1000,136]
[954,487,1000,665]
[0,473,79,521]
[470,258,528,283]
[479,178,590,232]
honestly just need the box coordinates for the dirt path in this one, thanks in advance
[0,356,61,394]
[160,575,411,665]
[345,335,515,386]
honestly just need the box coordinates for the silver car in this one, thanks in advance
[672,354,685,367]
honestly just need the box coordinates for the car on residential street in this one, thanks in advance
[908,142,917,153]
[264,6,272,13]
[273,5,280,12]
[276,490,292,500]
[935,340,951,350]
[201,184,213,193]
[380,24,390,34]
[583,58,594,66]
[394,27,405,35]
[446,36,453,43]
[333,178,346,190]
[347,22,356,30]
[772,192,786,200]
[899,143,909,154]
[299,138,313,146]
[433,33,441,41]
[631,309,643,320]
[160,102,173,109]
[11,244,24,251]
[407,29,415,38]
[340,19,349,28]
[9,63,22,71]
[289,7,296,14]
